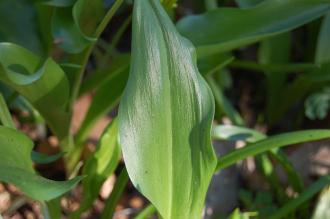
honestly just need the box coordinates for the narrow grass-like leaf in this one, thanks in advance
[0,93,15,128]
[213,125,304,193]
[70,119,121,218]
[0,126,82,201]
[177,0,330,57]
[118,0,217,218]
[0,43,70,140]
[100,167,129,219]
[216,130,330,171]
[269,175,330,219]
[315,13,330,64]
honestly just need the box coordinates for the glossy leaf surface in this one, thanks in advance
[0,43,70,140]
[177,0,330,57]
[118,0,217,218]
[0,126,82,201]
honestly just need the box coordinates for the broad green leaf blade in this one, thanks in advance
[0,126,82,201]
[177,0,330,57]
[0,43,70,140]
[118,0,217,218]
[269,175,330,219]
[216,129,330,171]
[71,119,121,218]
[312,186,330,219]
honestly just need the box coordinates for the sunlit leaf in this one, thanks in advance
[0,43,70,140]
[118,0,217,218]
[0,126,82,201]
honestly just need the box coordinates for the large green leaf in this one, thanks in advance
[118,0,217,218]
[0,43,70,140]
[0,126,82,201]
[177,0,330,57]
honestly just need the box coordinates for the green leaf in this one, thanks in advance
[77,69,128,142]
[118,0,217,218]
[312,186,330,219]
[213,125,304,193]
[177,0,330,57]
[236,0,264,8]
[135,204,157,219]
[259,33,291,125]
[52,7,93,53]
[51,0,107,53]
[100,167,129,219]
[43,0,75,7]
[228,208,257,219]
[216,129,330,171]
[315,13,330,64]
[31,151,66,164]
[212,125,265,142]
[70,119,121,218]
[0,0,44,54]
[206,75,244,125]
[0,126,82,201]
[0,93,15,128]
[269,175,330,219]
[0,43,70,140]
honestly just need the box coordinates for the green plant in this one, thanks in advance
[1,0,330,218]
